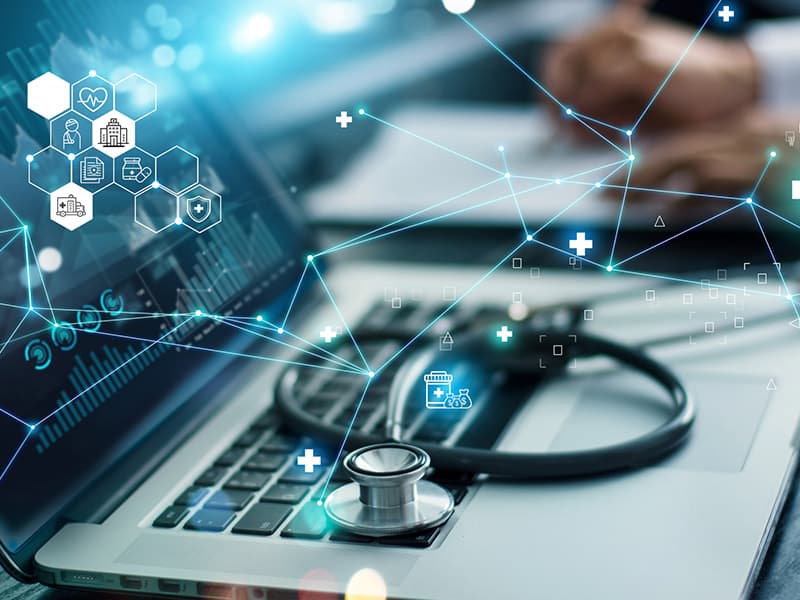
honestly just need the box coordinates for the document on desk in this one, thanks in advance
[307,104,700,229]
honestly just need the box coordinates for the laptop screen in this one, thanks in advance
[0,67,310,554]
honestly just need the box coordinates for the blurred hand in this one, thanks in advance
[609,110,790,204]
[543,8,759,131]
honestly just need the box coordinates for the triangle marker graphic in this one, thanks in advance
[654,215,665,228]
[766,378,777,391]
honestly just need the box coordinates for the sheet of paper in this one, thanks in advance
[306,104,743,230]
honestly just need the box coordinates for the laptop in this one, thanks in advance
[1,78,799,600]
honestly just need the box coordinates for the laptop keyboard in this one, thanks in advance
[151,299,526,548]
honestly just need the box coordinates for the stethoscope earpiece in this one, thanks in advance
[324,443,454,536]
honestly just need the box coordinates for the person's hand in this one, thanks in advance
[542,8,759,132]
[608,110,791,205]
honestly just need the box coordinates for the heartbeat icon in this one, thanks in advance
[77,86,109,112]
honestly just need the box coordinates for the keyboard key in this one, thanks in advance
[378,528,441,548]
[330,462,351,482]
[224,469,272,491]
[251,409,279,430]
[195,466,227,487]
[281,502,329,539]
[413,421,453,443]
[244,451,287,472]
[261,483,309,504]
[280,467,325,485]
[429,469,476,485]
[231,502,292,536]
[184,509,236,532]
[153,506,188,528]
[261,433,299,453]
[448,486,468,506]
[215,448,246,467]
[329,530,376,544]
[205,489,254,511]
[174,486,211,507]
[233,429,262,448]
[311,482,344,501]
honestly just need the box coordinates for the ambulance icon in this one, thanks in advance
[55,194,86,217]
[50,183,93,231]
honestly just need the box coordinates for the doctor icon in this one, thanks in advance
[62,118,82,152]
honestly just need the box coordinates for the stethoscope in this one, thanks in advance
[276,300,700,537]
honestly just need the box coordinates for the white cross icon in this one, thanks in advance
[718,5,734,22]
[320,325,337,343]
[496,325,513,343]
[335,111,353,128]
[569,232,593,256]
[297,448,322,474]
[433,388,444,398]
[193,203,204,214]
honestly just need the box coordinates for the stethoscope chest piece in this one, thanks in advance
[324,443,454,536]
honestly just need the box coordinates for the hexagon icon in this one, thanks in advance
[114,73,157,121]
[180,184,221,234]
[72,148,113,192]
[156,146,198,194]
[134,185,178,234]
[114,148,155,193]
[50,111,92,157]
[71,73,113,120]
[27,72,70,119]
[28,147,71,193]
[92,110,135,158]
[50,183,93,231]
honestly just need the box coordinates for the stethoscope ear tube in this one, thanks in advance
[275,328,695,479]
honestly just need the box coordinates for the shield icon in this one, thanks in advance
[186,195,211,223]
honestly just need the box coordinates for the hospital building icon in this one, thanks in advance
[99,117,128,147]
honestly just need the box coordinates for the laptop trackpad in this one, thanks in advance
[546,372,770,473]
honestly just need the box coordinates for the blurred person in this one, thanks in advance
[542,2,800,202]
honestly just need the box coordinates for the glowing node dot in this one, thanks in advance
[629,154,635,161]
[504,172,511,179]
[368,371,375,378]
[307,254,314,262]
[195,309,202,316]
[174,217,183,225]
[316,500,323,506]
[526,234,533,241]
[606,265,613,272]
[786,294,792,300]
[277,327,284,334]
[442,0,476,14]
[595,182,602,188]
[28,424,36,431]
[67,153,75,161]
[25,154,33,163]
[626,130,633,137]
[555,179,561,185]
[256,315,263,322]
[746,197,753,204]
[498,145,504,152]
[770,151,777,158]
[565,108,573,116]
[358,108,365,115]
[89,69,97,77]
[152,181,160,189]
[23,225,29,231]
